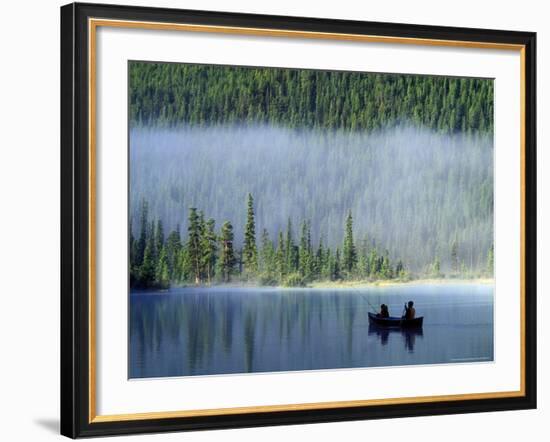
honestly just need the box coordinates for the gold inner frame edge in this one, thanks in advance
[88,17,527,423]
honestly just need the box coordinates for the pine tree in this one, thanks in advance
[129,220,136,263]
[368,247,379,278]
[356,235,369,279]
[395,260,406,279]
[299,220,312,280]
[179,245,192,282]
[149,220,157,263]
[380,252,393,279]
[333,248,342,280]
[306,221,313,277]
[129,220,138,286]
[139,240,156,287]
[342,210,357,276]
[314,237,325,280]
[275,231,286,281]
[218,221,236,282]
[155,246,170,289]
[187,208,202,284]
[155,219,164,257]
[285,218,296,273]
[165,227,182,281]
[432,256,442,278]
[322,247,332,280]
[260,229,276,273]
[201,218,217,283]
[242,193,258,277]
[197,211,206,279]
[136,199,148,266]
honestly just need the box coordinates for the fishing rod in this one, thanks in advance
[347,285,386,314]
[366,297,379,313]
[354,290,378,313]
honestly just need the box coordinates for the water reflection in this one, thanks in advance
[368,324,424,352]
[129,284,493,378]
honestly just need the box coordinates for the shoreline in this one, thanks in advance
[131,278,494,293]
[307,278,494,289]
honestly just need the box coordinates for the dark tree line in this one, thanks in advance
[130,195,493,290]
[129,62,493,134]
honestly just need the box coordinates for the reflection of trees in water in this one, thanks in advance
[368,325,424,352]
[131,291,370,376]
[243,310,256,372]
[221,301,234,354]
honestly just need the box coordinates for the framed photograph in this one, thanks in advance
[60,2,536,438]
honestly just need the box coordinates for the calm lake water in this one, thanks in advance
[129,284,493,378]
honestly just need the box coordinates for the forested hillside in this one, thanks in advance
[129,62,494,287]
[130,126,493,276]
[129,62,493,133]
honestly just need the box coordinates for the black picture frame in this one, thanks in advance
[61,2,536,438]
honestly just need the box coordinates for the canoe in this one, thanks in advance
[368,323,424,338]
[368,312,423,328]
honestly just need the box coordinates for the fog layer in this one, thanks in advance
[130,125,493,271]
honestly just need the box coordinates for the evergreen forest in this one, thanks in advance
[129,62,494,289]
[130,62,493,133]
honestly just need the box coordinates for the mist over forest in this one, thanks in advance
[130,124,493,272]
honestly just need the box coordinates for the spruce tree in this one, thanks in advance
[342,210,357,276]
[187,208,202,284]
[165,227,182,281]
[306,221,313,276]
[322,247,334,281]
[129,220,138,286]
[299,220,312,280]
[432,256,442,278]
[395,260,405,279]
[197,211,206,279]
[357,235,370,278]
[275,231,286,281]
[314,237,325,280]
[368,248,379,278]
[218,221,236,282]
[180,245,192,283]
[140,240,156,287]
[149,220,157,263]
[201,218,217,283]
[333,248,342,280]
[380,253,393,279]
[285,217,295,273]
[259,228,275,278]
[242,193,258,277]
[136,199,148,266]
[129,220,136,264]
[155,246,170,289]
[155,219,164,256]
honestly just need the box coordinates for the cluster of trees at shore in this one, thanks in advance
[130,195,494,290]
[129,62,493,134]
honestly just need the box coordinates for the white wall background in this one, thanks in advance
[0,0,545,440]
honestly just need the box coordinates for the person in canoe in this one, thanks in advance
[403,301,416,320]
[377,304,390,318]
